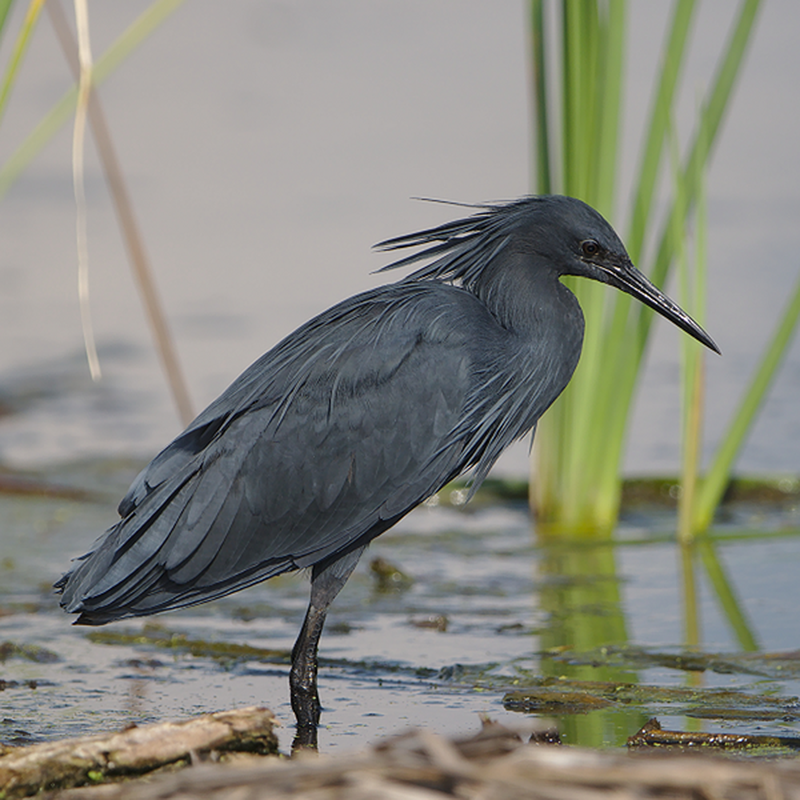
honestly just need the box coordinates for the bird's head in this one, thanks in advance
[530,196,720,353]
[376,194,719,354]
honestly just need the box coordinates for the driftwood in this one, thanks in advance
[23,717,800,800]
[0,706,278,799]
[629,717,800,752]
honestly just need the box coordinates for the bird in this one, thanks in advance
[57,195,718,744]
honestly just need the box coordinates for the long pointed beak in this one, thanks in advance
[600,262,720,354]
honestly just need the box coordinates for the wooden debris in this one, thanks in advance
[24,717,800,800]
[0,706,278,799]
[504,687,614,714]
[628,717,800,752]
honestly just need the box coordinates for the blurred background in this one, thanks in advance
[0,0,798,478]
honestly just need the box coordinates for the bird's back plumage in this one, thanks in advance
[58,196,598,625]
[59,283,577,623]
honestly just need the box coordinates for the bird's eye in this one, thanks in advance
[581,240,600,257]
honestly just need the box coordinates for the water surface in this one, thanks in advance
[1,461,798,754]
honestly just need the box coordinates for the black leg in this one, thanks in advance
[289,545,366,750]
[290,602,327,732]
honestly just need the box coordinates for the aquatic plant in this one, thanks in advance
[528,0,772,535]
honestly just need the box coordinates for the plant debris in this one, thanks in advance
[85,625,290,664]
[0,706,278,798]
[369,556,414,591]
[22,716,800,800]
[628,717,800,753]
[0,642,60,664]
[501,675,799,728]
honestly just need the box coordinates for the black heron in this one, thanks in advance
[57,195,718,742]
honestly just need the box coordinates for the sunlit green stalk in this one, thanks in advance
[678,312,705,542]
[673,105,708,544]
[566,0,624,519]
[535,0,625,533]
[531,0,763,534]
[673,160,696,543]
[678,0,799,534]
[636,0,761,322]
[626,0,695,264]
[581,0,696,530]
[530,0,552,195]
[0,0,46,126]
[618,0,762,502]
[584,0,696,529]
[692,272,800,532]
[0,0,14,39]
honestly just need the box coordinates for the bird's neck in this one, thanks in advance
[472,252,583,342]
[456,251,586,489]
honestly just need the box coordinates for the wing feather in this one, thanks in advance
[60,283,490,622]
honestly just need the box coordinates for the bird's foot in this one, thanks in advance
[290,673,321,751]
[292,721,319,752]
[290,650,322,750]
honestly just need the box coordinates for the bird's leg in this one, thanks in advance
[290,545,366,751]
[290,601,327,731]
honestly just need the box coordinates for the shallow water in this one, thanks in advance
[1,461,798,755]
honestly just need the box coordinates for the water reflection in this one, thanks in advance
[528,524,800,750]
[536,538,646,747]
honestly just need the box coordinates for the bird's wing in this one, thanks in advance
[59,284,481,620]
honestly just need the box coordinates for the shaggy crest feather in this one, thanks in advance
[374,196,545,287]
